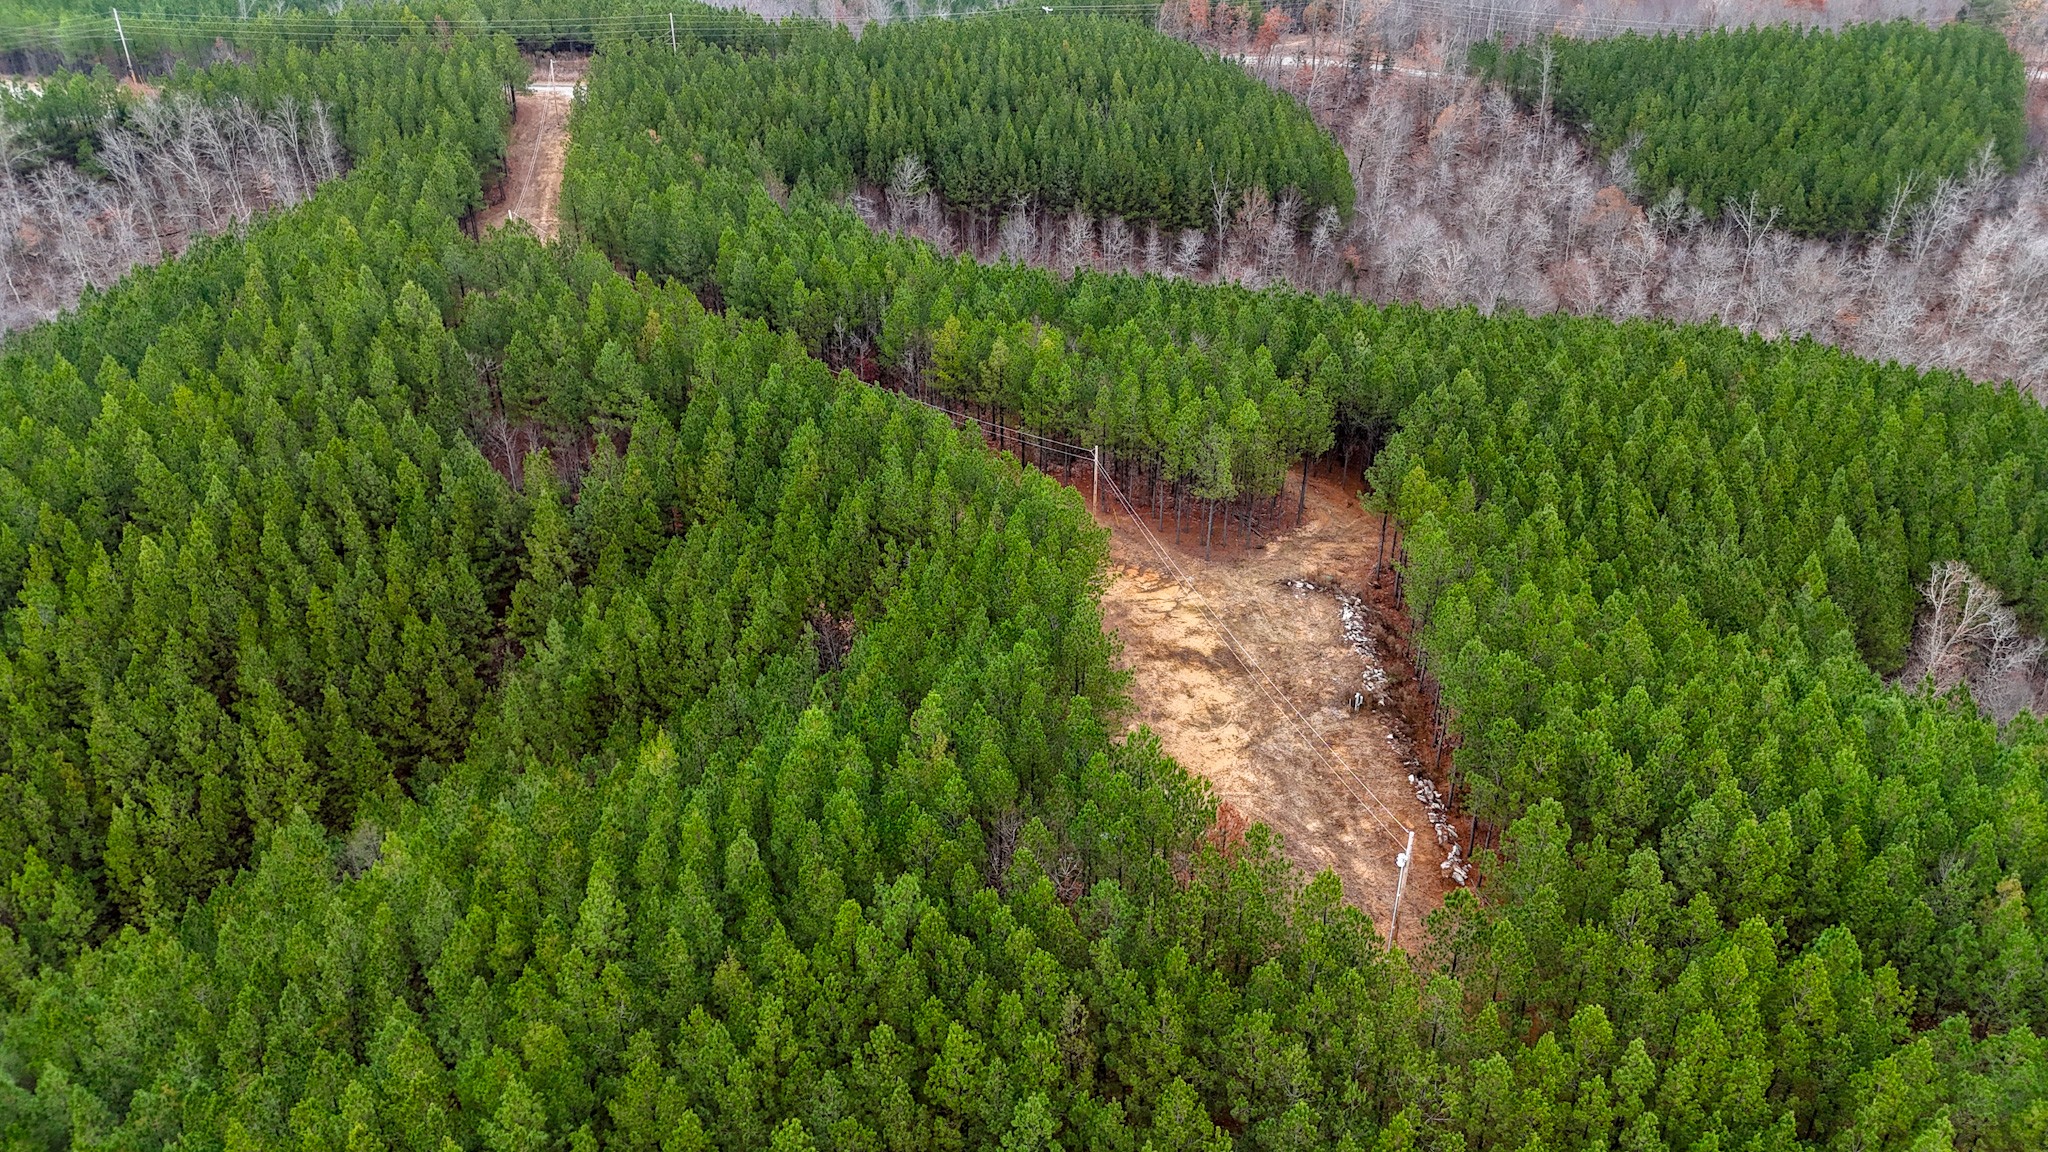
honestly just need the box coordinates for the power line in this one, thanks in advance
[1098,466,1414,852]
[0,3,1171,49]
[884,379,1415,852]
[888,385,1097,459]
[1365,0,1804,37]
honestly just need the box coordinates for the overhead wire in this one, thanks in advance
[0,0,1770,55]
[886,377,1413,849]
[1096,466,1414,851]
[0,3,1179,49]
[0,0,1827,35]
[882,377,1414,849]
[2,0,1444,880]
[889,386,1095,461]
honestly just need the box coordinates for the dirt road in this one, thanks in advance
[1093,466,1457,951]
[482,71,579,239]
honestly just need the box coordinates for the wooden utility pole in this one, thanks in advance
[1388,828,1415,942]
[112,9,137,83]
[1091,446,1100,512]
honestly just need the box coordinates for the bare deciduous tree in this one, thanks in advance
[309,99,343,184]
[1100,215,1135,271]
[1,90,342,333]
[996,197,1039,262]
[887,154,928,235]
[1172,228,1207,277]
[1191,34,2048,396]
[1058,209,1094,272]
[1308,205,1340,290]
[1907,559,2044,722]
[749,2,2045,394]
[1917,560,2011,693]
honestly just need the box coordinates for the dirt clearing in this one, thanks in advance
[481,56,583,239]
[1094,465,1458,950]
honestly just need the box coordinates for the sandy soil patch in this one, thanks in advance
[1092,464,1458,950]
[481,58,583,239]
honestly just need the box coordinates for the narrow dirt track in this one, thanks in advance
[482,71,579,239]
[1093,466,1457,951]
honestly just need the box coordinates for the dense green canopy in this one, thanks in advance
[1,13,2045,1152]
[1471,21,2028,236]
[563,18,1349,233]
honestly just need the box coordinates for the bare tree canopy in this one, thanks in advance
[1904,559,2047,721]
[1161,4,2048,395]
[0,90,342,333]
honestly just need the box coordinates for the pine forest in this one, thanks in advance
[1472,21,2030,236]
[0,5,2044,1152]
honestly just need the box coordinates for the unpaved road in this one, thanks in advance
[482,76,578,239]
[1093,466,1456,951]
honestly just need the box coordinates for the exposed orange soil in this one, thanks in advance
[1089,464,1457,950]
[481,56,583,239]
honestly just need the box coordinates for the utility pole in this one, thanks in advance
[112,9,137,84]
[669,12,677,52]
[1091,446,1100,512]
[1388,828,1415,942]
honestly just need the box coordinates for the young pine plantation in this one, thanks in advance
[1472,21,2029,238]
[0,7,2044,1152]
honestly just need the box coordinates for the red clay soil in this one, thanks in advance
[868,390,1466,950]
[1086,461,1460,951]
[480,56,583,239]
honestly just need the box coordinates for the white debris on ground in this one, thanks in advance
[1410,772,1469,885]
[1281,579,1388,705]
[1337,592,1391,704]
[1284,578,1468,885]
